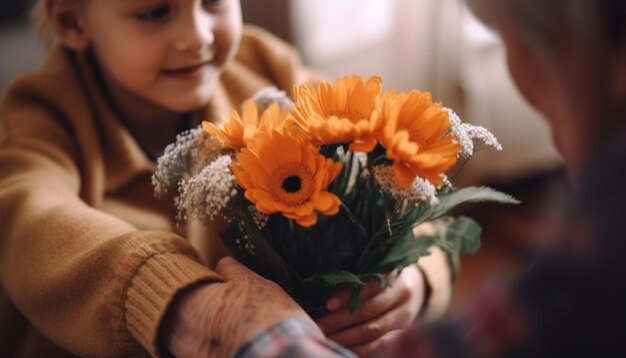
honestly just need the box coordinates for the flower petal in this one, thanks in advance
[236,150,271,190]
[295,212,318,227]
[394,162,416,188]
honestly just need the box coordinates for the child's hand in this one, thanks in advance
[316,265,426,357]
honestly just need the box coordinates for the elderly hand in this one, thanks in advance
[163,257,313,357]
[316,265,427,357]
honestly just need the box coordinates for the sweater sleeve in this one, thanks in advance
[0,99,221,356]
[417,247,453,321]
[412,223,454,321]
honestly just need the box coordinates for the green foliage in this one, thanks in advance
[417,187,519,224]
[219,150,518,318]
[372,232,435,273]
[426,216,483,279]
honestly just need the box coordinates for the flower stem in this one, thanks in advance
[340,202,368,238]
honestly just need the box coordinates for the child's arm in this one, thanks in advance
[0,99,220,355]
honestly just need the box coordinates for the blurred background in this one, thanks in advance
[0,0,46,95]
[0,0,568,308]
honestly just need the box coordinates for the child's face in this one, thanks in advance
[81,0,242,112]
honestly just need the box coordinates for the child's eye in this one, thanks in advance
[202,0,225,10]
[135,5,171,21]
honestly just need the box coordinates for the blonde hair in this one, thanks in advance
[31,0,53,44]
[30,0,82,45]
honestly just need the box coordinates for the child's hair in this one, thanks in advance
[31,0,81,45]
[31,0,52,44]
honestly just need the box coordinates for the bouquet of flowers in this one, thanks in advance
[153,75,517,317]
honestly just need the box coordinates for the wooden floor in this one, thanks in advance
[449,169,571,308]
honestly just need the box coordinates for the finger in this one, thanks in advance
[317,281,408,335]
[326,277,390,312]
[350,329,404,358]
[412,222,436,236]
[328,313,391,348]
[328,303,414,348]
[214,258,304,316]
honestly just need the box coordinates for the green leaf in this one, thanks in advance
[349,286,365,313]
[429,216,482,279]
[363,273,390,289]
[445,216,482,254]
[458,222,482,254]
[372,231,435,272]
[302,272,391,314]
[220,195,304,295]
[303,271,367,288]
[418,187,519,223]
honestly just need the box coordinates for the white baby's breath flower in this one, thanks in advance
[175,155,237,222]
[251,86,293,113]
[464,124,502,152]
[152,127,225,197]
[353,152,368,168]
[444,107,502,158]
[248,206,269,229]
[373,165,438,205]
[445,108,474,158]
[235,234,257,254]
[336,148,370,194]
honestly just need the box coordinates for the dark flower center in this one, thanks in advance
[282,175,302,193]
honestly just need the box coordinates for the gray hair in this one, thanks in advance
[466,0,626,54]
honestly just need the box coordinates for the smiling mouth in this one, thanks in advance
[161,60,214,78]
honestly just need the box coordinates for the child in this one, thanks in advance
[0,0,452,356]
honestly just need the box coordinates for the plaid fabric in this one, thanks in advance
[235,319,356,358]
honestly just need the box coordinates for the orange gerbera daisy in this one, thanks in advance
[202,99,290,149]
[231,126,343,227]
[376,90,460,188]
[291,75,382,152]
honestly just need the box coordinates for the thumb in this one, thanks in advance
[215,256,257,279]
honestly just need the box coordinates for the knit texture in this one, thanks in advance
[126,253,223,356]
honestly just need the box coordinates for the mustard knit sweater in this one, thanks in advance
[0,25,452,357]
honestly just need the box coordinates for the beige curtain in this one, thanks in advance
[244,0,562,184]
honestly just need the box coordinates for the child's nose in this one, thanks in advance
[174,10,215,53]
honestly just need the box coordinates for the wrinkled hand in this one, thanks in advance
[163,257,313,357]
[316,265,426,357]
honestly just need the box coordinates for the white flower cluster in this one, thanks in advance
[249,206,270,229]
[235,234,257,254]
[373,165,439,205]
[251,86,293,113]
[152,127,224,197]
[353,151,368,168]
[445,107,502,158]
[338,149,369,194]
[465,125,503,152]
[175,155,237,222]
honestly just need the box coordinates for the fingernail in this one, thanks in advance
[327,298,342,311]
